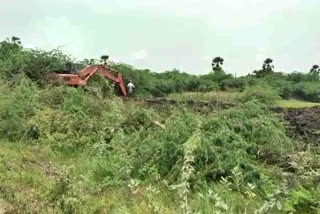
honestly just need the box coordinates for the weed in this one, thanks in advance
[48,166,83,214]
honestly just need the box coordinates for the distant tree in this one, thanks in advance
[310,65,319,73]
[211,57,224,71]
[89,59,97,65]
[80,58,96,66]
[100,55,109,65]
[262,58,274,72]
[11,36,21,45]
[253,58,274,78]
[310,65,320,80]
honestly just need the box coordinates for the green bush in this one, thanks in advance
[288,72,314,83]
[284,186,319,213]
[249,71,320,102]
[221,78,247,90]
[241,84,281,105]
[0,39,70,83]
[0,77,40,140]
[194,101,291,186]
[1,36,320,213]
[292,82,320,102]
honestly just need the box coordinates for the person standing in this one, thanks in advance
[127,80,135,95]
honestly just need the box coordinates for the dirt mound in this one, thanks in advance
[284,106,320,144]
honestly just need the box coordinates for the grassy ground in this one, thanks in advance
[0,142,179,213]
[1,135,319,214]
[168,91,242,103]
[0,142,266,214]
[277,99,320,108]
[169,92,320,109]
[1,83,319,213]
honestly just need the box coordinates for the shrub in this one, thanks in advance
[196,79,220,92]
[0,77,40,140]
[270,80,293,99]
[48,166,83,213]
[241,85,280,105]
[285,186,319,213]
[221,78,246,90]
[292,82,320,102]
[0,39,70,83]
[193,102,291,187]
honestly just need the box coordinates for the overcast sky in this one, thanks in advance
[1,0,319,75]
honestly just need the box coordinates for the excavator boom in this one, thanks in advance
[55,65,127,97]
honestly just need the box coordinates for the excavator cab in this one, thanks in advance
[65,62,85,74]
[52,62,84,74]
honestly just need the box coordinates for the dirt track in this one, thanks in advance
[284,106,320,144]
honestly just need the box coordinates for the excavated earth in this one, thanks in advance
[284,106,320,144]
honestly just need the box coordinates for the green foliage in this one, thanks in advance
[250,71,320,102]
[309,65,320,80]
[292,82,320,102]
[284,186,319,213]
[212,56,224,71]
[48,166,83,214]
[222,77,246,90]
[195,101,291,187]
[1,37,320,102]
[0,39,23,78]
[196,78,220,92]
[288,72,313,83]
[270,79,293,99]
[253,58,275,78]
[111,63,236,97]
[0,77,40,140]
[0,36,319,213]
[0,38,70,84]
[241,85,281,105]
[0,81,319,213]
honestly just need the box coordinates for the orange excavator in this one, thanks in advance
[53,64,127,97]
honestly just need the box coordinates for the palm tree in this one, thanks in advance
[310,65,320,77]
[212,57,224,71]
[11,36,21,45]
[253,58,274,77]
[262,58,274,72]
[101,55,109,65]
[310,65,319,73]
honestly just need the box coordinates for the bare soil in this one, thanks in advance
[284,106,320,144]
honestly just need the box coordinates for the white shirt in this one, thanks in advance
[127,82,135,93]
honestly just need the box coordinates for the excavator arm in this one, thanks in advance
[97,66,127,97]
[56,65,127,97]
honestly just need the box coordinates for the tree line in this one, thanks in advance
[0,36,319,101]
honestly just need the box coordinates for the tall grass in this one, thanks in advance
[0,77,319,213]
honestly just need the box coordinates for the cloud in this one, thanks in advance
[1,0,320,75]
[201,56,211,61]
[132,49,148,60]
